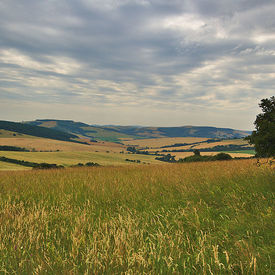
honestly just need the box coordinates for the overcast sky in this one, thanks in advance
[0,0,274,130]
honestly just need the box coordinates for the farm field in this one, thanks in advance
[0,151,160,167]
[0,159,274,274]
[122,137,252,155]
[0,160,31,171]
[0,136,126,153]
[122,137,208,148]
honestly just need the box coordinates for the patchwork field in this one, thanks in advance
[192,139,252,150]
[0,159,274,274]
[122,137,208,148]
[0,134,255,169]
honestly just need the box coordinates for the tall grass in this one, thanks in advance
[0,159,274,274]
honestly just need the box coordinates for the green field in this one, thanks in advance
[0,159,274,274]
[0,151,160,167]
[223,150,255,155]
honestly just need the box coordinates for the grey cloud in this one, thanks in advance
[0,0,274,128]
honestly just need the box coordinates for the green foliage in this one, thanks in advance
[180,152,232,163]
[127,146,137,153]
[85,162,100,167]
[0,156,64,169]
[215,152,233,160]
[179,155,213,163]
[0,120,78,142]
[155,154,176,162]
[193,149,201,156]
[246,96,275,157]
[162,144,253,153]
[0,145,29,152]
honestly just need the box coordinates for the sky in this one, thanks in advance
[0,0,274,130]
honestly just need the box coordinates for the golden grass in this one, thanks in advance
[0,159,273,273]
[0,137,125,153]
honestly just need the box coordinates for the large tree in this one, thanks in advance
[246,96,275,157]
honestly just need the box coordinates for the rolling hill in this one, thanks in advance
[0,120,81,143]
[25,119,251,142]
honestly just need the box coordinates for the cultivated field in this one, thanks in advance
[0,151,160,167]
[0,159,274,274]
[122,137,208,148]
[193,139,251,150]
[0,136,126,153]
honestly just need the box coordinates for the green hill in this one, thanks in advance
[26,119,251,142]
[26,120,133,142]
[0,120,80,143]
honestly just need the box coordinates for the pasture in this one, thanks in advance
[0,159,274,274]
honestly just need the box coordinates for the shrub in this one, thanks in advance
[214,152,232,160]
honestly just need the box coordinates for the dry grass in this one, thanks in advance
[0,159,273,274]
[0,137,125,153]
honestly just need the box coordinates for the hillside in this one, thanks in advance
[26,119,251,142]
[0,120,80,143]
[26,120,132,142]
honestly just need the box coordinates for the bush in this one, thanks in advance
[214,152,232,160]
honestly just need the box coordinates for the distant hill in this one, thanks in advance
[26,119,132,142]
[25,119,251,142]
[0,120,80,143]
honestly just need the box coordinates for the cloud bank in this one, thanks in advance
[0,0,274,129]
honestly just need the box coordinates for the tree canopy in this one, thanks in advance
[246,96,275,157]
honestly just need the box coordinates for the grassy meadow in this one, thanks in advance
[0,159,274,274]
